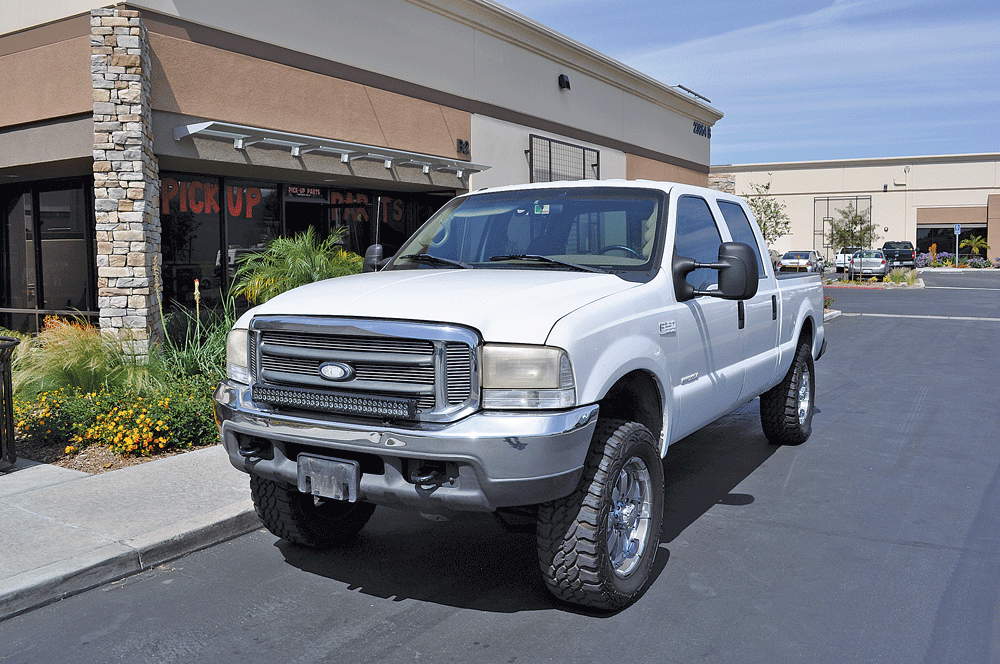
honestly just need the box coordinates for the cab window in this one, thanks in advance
[674,196,723,290]
[717,200,766,278]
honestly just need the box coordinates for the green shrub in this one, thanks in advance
[15,377,218,457]
[159,303,230,383]
[230,227,363,305]
[11,317,165,398]
[11,309,226,457]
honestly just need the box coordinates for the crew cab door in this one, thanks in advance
[715,199,780,399]
[669,194,745,437]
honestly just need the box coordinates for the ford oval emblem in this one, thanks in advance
[318,362,355,382]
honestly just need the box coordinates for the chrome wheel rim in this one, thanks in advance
[797,366,811,425]
[606,457,653,577]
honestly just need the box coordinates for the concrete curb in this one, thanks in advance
[0,445,262,622]
[0,503,260,621]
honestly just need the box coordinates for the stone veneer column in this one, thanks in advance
[91,7,161,354]
[708,172,736,195]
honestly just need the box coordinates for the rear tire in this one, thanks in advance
[760,340,814,445]
[250,475,375,548]
[536,420,664,610]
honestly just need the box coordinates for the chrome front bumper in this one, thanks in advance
[214,381,599,512]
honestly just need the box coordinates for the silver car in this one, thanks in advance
[847,250,888,280]
[776,250,824,273]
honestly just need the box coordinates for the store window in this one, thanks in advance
[0,180,95,333]
[160,175,223,309]
[159,172,452,309]
[917,226,987,257]
[224,181,280,296]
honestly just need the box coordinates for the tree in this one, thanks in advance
[230,227,363,305]
[827,203,880,250]
[743,179,791,246]
[959,234,990,256]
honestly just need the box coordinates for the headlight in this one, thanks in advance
[482,344,576,409]
[226,329,250,384]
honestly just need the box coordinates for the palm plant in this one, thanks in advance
[959,235,990,256]
[229,227,363,305]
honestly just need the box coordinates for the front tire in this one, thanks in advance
[250,475,376,549]
[760,340,814,445]
[536,420,664,610]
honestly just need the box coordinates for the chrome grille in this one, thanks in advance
[446,343,472,404]
[249,318,478,422]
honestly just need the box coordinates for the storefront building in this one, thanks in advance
[711,154,1000,264]
[1,0,721,348]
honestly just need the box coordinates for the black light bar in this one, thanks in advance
[253,385,416,420]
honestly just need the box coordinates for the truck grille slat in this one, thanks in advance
[249,319,478,423]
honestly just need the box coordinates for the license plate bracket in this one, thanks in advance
[297,454,360,502]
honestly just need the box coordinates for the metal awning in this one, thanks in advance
[173,121,490,179]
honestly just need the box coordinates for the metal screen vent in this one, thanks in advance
[529,134,600,183]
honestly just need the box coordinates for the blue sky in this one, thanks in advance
[496,0,1000,165]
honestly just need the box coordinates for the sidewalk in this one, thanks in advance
[0,445,260,621]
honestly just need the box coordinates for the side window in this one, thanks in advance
[717,200,766,278]
[675,196,723,289]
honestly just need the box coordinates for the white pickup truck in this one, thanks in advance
[214,180,826,609]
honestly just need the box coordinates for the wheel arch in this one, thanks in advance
[596,369,664,452]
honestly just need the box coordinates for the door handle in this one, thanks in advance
[738,301,745,330]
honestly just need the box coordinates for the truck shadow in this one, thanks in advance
[277,400,778,614]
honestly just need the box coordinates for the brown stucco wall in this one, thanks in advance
[626,153,706,187]
[915,207,987,226]
[147,32,470,160]
[0,36,91,128]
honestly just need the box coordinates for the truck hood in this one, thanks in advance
[238,269,640,344]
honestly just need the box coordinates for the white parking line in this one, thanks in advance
[840,312,1000,322]
[924,286,1000,292]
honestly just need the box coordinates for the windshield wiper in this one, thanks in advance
[399,253,472,269]
[489,254,606,273]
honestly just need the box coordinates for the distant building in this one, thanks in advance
[1,0,721,345]
[712,154,1000,263]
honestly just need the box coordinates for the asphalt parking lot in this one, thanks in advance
[1,269,998,664]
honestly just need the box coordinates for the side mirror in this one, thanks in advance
[672,242,759,302]
[716,242,759,300]
[363,244,384,273]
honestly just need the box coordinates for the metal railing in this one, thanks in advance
[0,337,20,472]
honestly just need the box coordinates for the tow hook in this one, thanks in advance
[409,463,452,489]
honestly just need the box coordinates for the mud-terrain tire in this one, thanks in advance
[536,419,664,610]
[760,340,814,445]
[250,475,375,548]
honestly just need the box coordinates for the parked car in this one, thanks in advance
[835,246,861,273]
[776,250,824,273]
[847,249,888,280]
[881,241,916,269]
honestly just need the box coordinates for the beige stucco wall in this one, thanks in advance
[715,156,1000,262]
[148,33,470,161]
[469,115,626,190]
[0,35,91,128]
[3,0,720,174]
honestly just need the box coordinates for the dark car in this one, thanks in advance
[881,241,915,269]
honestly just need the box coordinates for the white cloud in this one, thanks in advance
[496,0,1000,162]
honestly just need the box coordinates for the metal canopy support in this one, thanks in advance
[173,120,489,178]
[398,160,433,175]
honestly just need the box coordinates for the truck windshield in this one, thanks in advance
[389,187,665,274]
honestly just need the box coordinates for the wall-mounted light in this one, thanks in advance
[558,74,571,90]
